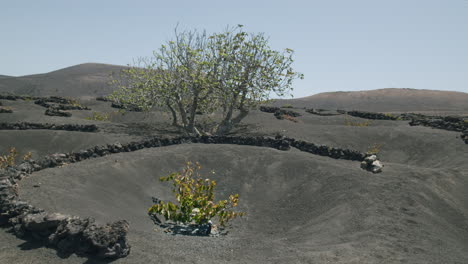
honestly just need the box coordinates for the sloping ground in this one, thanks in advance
[0,99,138,158]
[18,143,468,263]
[276,88,468,113]
[1,97,468,263]
[0,75,11,79]
[0,63,126,97]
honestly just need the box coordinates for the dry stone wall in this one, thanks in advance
[0,108,13,113]
[409,116,468,144]
[0,132,384,260]
[0,122,98,132]
[259,106,301,120]
[345,110,402,120]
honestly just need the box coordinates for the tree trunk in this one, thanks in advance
[187,90,200,133]
[231,108,249,124]
[215,91,248,135]
[216,97,237,135]
[166,101,178,126]
[177,101,188,128]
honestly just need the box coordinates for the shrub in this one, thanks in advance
[0,107,13,113]
[86,112,110,121]
[384,113,403,121]
[148,162,244,227]
[0,147,32,169]
[344,117,372,127]
[366,143,383,155]
[282,114,298,123]
[68,99,83,107]
[281,104,293,108]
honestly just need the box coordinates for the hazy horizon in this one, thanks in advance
[1,0,467,97]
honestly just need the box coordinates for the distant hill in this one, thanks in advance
[0,63,127,97]
[1,64,467,113]
[276,88,468,112]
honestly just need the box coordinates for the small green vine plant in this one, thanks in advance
[148,162,245,228]
[0,147,32,169]
[85,112,110,121]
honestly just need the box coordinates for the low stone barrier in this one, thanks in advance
[0,95,73,102]
[305,108,342,116]
[95,96,143,112]
[96,96,111,102]
[409,116,468,144]
[0,94,40,101]
[35,99,90,111]
[0,122,98,132]
[0,134,383,259]
[462,130,468,144]
[0,108,13,113]
[19,135,379,173]
[259,106,280,113]
[110,102,143,112]
[45,108,72,117]
[409,116,467,132]
[0,95,90,117]
[0,173,130,259]
[346,111,401,120]
[259,106,301,120]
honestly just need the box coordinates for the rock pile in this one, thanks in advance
[360,155,384,173]
[279,136,367,161]
[45,108,72,117]
[35,99,90,111]
[34,97,90,117]
[0,122,98,132]
[35,96,74,105]
[96,96,111,102]
[346,111,401,120]
[96,96,143,111]
[409,116,467,132]
[110,102,143,112]
[409,116,468,144]
[0,170,130,259]
[0,108,13,113]
[259,106,280,113]
[305,108,342,116]
[0,94,40,101]
[259,106,301,120]
[462,130,468,144]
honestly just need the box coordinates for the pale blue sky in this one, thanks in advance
[1,0,467,97]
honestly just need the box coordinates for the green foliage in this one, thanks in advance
[282,114,298,123]
[148,162,245,227]
[281,104,293,108]
[344,117,372,127]
[110,25,303,134]
[384,113,403,120]
[0,147,32,169]
[366,143,383,155]
[69,99,83,107]
[85,112,110,121]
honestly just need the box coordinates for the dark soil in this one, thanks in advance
[1,96,467,263]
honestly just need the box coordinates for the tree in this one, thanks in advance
[109,25,303,135]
